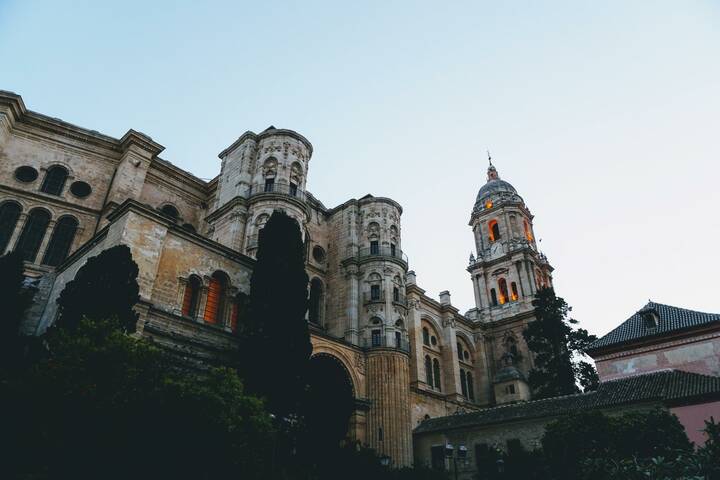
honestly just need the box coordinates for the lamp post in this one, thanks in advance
[444,443,467,480]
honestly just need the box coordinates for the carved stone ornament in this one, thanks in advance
[442,316,456,328]
[355,354,366,373]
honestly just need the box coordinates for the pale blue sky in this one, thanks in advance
[1,1,718,337]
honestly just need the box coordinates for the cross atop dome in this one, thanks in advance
[486,150,499,182]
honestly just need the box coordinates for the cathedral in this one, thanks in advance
[0,90,554,466]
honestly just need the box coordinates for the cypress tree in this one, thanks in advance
[55,244,140,333]
[239,211,312,419]
[523,287,599,398]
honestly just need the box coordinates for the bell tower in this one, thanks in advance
[466,158,553,403]
[467,159,553,322]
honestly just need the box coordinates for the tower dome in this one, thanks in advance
[473,160,522,211]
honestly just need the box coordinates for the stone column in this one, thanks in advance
[345,265,359,344]
[366,350,412,467]
[36,220,56,264]
[6,212,27,255]
[471,273,482,309]
[476,274,490,311]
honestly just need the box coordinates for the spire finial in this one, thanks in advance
[486,150,499,181]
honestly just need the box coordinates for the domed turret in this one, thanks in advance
[473,160,522,212]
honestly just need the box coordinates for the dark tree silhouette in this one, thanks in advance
[523,287,599,398]
[0,251,34,368]
[239,211,312,419]
[55,244,140,333]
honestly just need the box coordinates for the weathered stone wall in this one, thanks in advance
[366,350,412,467]
[594,330,720,381]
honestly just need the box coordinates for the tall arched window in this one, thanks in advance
[490,288,498,306]
[488,219,500,242]
[40,166,68,195]
[460,369,468,397]
[498,278,509,304]
[432,358,442,392]
[467,372,475,401]
[230,292,248,333]
[422,327,430,346]
[309,278,324,325]
[510,282,519,301]
[16,208,51,263]
[204,271,228,325]
[424,355,433,386]
[0,201,22,253]
[182,275,202,318]
[41,216,78,266]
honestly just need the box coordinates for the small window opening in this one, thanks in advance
[370,284,381,301]
[488,219,501,242]
[422,327,430,346]
[370,240,379,255]
[264,178,275,192]
[510,282,519,301]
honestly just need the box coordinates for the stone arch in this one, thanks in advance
[304,352,358,450]
[309,343,364,398]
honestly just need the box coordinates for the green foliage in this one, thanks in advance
[239,211,312,419]
[0,251,34,369]
[1,316,274,480]
[55,244,140,333]
[523,287,599,398]
[541,409,693,480]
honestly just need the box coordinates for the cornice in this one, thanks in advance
[218,128,314,159]
[119,129,164,157]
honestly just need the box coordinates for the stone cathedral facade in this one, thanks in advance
[0,91,554,466]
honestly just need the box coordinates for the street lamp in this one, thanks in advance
[444,443,466,480]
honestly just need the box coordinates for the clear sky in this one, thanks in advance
[1,1,718,338]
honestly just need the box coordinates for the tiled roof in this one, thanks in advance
[587,302,720,352]
[414,370,720,434]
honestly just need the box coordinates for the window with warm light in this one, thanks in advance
[488,220,500,242]
[510,282,519,301]
[524,220,533,241]
[498,278,509,304]
[485,199,493,209]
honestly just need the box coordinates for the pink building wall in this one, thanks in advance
[594,333,720,382]
[671,400,720,446]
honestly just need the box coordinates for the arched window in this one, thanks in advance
[424,355,433,386]
[204,271,228,325]
[488,219,500,242]
[0,201,22,253]
[467,372,475,401]
[422,327,430,346]
[498,278,509,305]
[524,220,533,241]
[182,275,202,319]
[490,288,498,306]
[510,282,519,301]
[460,369,468,397]
[16,209,51,263]
[309,278,324,325]
[42,216,78,266]
[160,204,180,221]
[395,331,402,348]
[432,358,442,392]
[40,166,68,195]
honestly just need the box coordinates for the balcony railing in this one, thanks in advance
[357,246,409,265]
[246,183,306,201]
[363,292,385,304]
[361,335,410,352]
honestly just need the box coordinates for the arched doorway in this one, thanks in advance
[303,354,355,451]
